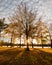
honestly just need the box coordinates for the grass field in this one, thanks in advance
[0,47,52,65]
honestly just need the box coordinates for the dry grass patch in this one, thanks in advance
[38,48,52,53]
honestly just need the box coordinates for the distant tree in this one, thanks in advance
[49,23,52,48]
[0,18,8,41]
[4,22,19,47]
[35,20,51,48]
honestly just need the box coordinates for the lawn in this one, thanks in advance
[0,47,52,65]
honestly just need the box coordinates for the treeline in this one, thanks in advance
[0,2,52,48]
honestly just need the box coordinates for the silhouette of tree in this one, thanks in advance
[9,3,38,50]
[35,19,51,48]
[0,18,8,41]
[4,22,19,47]
[49,23,52,48]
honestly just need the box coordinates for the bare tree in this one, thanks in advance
[4,22,19,47]
[9,3,38,50]
[35,19,51,48]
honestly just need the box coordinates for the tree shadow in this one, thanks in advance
[0,48,52,65]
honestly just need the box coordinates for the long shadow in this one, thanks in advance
[0,48,52,65]
[8,49,35,65]
[32,48,52,65]
[0,48,24,65]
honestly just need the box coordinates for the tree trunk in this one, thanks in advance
[41,40,43,48]
[11,37,12,47]
[41,33,43,48]
[26,21,29,51]
[32,39,33,48]
[26,35,29,51]
[42,43,43,48]
[51,40,52,48]
[47,30,52,48]
[10,28,14,47]
[10,34,13,47]
[0,31,2,47]
[0,31,1,41]
[24,37,25,47]
[20,35,21,48]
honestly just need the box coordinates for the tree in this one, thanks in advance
[35,20,51,48]
[0,18,8,41]
[8,17,24,47]
[49,23,52,48]
[4,22,19,47]
[9,3,38,50]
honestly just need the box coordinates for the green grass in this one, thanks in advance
[0,47,52,65]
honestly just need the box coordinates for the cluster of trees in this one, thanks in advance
[4,3,37,49]
[0,3,52,48]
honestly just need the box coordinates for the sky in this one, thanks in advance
[0,0,52,43]
[0,0,52,24]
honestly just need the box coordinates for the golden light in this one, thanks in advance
[33,39,37,44]
[27,39,30,44]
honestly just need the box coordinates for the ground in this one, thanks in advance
[0,47,52,65]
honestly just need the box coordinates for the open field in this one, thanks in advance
[0,47,52,65]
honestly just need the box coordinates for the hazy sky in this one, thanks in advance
[0,0,52,24]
